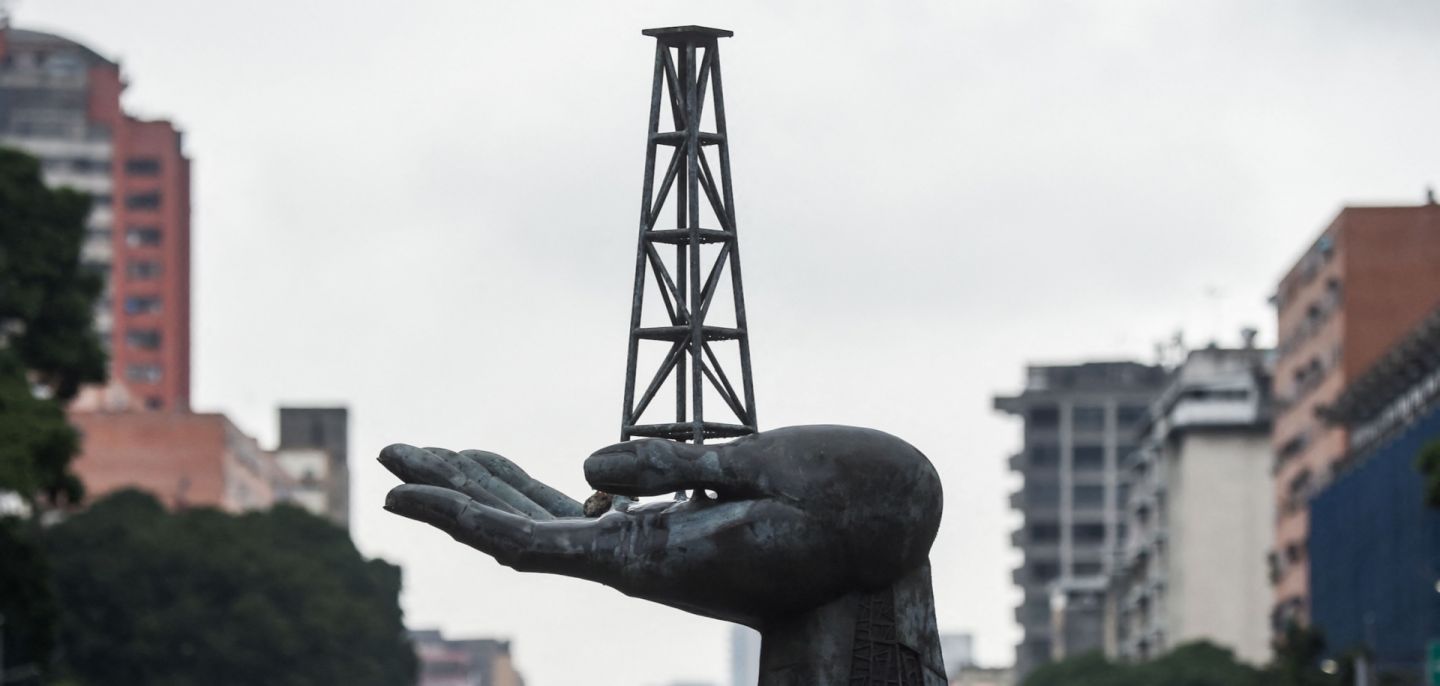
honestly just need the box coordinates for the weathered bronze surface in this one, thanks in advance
[381,425,947,685]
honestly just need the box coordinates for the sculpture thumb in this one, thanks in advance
[584,439,755,497]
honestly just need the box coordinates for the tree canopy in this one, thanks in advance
[0,146,106,506]
[0,145,107,677]
[1022,640,1337,686]
[44,490,417,686]
[1418,439,1440,508]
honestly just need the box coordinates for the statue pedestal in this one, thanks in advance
[759,563,946,686]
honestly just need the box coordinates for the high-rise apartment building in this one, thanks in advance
[0,24,191,411]
[995,362,1167,675]
[278,407,350,527]
[1111,346,1274,665]
[1269,199,1440,629]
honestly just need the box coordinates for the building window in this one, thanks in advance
[126,226,162,247]
[125,191,162,210]
[1028,641,1052,662]
[1074,444,1105,470]
[1031,562,1060,582]
[63,157,108,173]
[1027,481,1060,508]
[91,193,112,208]
[1118,404,1148,426]
[126,260,162,280]
[1073,484,1105,507]
[1030,443,1060,468]
[125,157,161,176]
[125,329,161,350]
[1283,469,1313,515]
[1293,356,1326,397]
[124,295,162,315]
[1073,405,1106,430]
[1117,444,1139,463]
[43,53,85,77]
[1028,405,1060,428]
[1030,523,1061,543]
[1277,431,1309,467]
[1073,524,1106,543]
[1073,562,1102,577]
[125,363,162,383]
[1019,599,1049,625]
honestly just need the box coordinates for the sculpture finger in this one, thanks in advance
[583,439,761,498]
[384,485,537,566]
[443,450,554,520]
[461,449,585,518]
[377,444,523,516]
[385,485,612,578]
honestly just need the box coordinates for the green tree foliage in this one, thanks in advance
[1269,623,1338,686]
[0,146,106,677]
[1022,650,1133,686]
[0,516,59,678]
[1022,640,1338,686]
[0,147,106,505]
[1138,643,1271,686]
[1418,439,1440,508]
[44,490,416,686]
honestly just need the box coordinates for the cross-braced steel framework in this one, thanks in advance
[621,26,756,444]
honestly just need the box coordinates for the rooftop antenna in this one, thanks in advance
[1240,326,1259,349]
[0,0,20,26]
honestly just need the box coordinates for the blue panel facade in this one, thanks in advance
[1309,402,1440,677]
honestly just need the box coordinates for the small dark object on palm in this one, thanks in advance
[583,491,613,517]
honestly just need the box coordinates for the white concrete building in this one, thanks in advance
[276,407,350,528]
[274,447,331,517]
[1111,345,1274,664]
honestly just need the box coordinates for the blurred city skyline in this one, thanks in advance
[11,1,1440,684]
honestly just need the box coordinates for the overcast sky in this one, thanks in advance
[17,1,1440,684]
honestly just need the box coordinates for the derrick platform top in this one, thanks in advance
[641,25,734,41]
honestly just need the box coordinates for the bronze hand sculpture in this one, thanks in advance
[381,425,946,685]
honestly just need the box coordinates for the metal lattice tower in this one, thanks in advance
[621,26,756,444]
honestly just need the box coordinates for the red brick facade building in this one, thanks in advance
[0,25,191,411]
[70,412,288,512]
[1269,199,1440,627]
